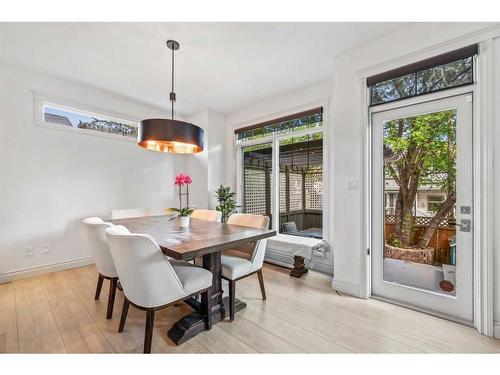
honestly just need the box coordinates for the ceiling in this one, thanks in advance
[0,23,411,115]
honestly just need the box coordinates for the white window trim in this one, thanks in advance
[33,91,140,143]
[234,100,330,244]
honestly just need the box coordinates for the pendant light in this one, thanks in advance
[138,40,204,153]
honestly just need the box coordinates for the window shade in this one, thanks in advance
[235,107,323,141]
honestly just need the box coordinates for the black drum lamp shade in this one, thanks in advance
[138,40,204,154]
[138,119,204,153]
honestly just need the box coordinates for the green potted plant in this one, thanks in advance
[215,185,238,223]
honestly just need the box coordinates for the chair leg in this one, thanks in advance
[144,309,155,354]
[94,274,104,300]
[203,289,213,330]
[229,280,235,322]
[257,269,266,300]
[106,278,118,319]
[118,298,129,333]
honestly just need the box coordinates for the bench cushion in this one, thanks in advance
[266,234,323,259]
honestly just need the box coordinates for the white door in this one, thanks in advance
[371,94,473,323]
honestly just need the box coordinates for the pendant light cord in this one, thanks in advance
[171,46,175,120]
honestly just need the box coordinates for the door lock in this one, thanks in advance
[456,219,471,232]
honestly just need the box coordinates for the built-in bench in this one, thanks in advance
[265,234,330,277]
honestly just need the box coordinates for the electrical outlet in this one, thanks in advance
[25,247,33,257]
[41,244,50,254]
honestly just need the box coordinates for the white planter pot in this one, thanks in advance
[176,216,190,228]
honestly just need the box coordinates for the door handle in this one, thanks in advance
[455,219,471,232]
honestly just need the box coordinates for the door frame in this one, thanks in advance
[360,39,495,336]
[370,93,474,324]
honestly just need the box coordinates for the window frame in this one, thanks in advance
[235,105,328,237]
[427,194,446,212]
[33,92,140,143]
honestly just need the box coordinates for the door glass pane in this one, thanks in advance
[242,143,272,228]
[279,132,323,239]
[383,109,457,296]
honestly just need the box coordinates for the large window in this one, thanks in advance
[368,45,477,106]
[237,108,324,238]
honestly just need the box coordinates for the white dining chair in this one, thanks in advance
[191,209,222,222]
[105,225,213,353]
[222,213,270,321]
[110,208,169,220]
[82,217,119,319]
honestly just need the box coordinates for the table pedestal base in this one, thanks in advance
[167,296,247,345]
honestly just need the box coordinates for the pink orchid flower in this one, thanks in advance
[174,174,184,186]
[174,173,192,186]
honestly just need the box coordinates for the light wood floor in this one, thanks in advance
[1,262,499,353]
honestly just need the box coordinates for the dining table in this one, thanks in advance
[109,215,276,345]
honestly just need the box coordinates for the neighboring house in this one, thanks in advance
[384,177,447,217]
[44,112,73,127]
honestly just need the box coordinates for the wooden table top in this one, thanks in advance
[109,215,276,260]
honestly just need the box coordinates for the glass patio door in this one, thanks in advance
[371,94,473,323]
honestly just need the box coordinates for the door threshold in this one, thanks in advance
[371,294,474,328]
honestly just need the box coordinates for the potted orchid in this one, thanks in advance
[168,173,193,227]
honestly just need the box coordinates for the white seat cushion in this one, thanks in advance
[266,233,322,259]
[170,260,213,295]
[221,255,253,280]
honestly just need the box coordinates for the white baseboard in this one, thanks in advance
[265,249,295,268]
[0,257,94,284]
[310,261,334,275]
[331,278,363,297]
[494,321,500,339]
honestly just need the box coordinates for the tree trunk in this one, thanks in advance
[398,164,421,247]
[399,199,415,247]
[391,190,403,239]
[417,192,456,249]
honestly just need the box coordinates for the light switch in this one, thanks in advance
[347,179,359,190]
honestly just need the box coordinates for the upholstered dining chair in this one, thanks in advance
[82,217,119,319]
[191,209,222,222]
[222,213,270,321]
[105,225,213,353]
[110,208,169,220]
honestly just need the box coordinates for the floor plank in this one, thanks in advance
[0,306,19,353]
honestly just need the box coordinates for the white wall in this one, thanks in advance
[186,109,226,210]
[0,63,190,280]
